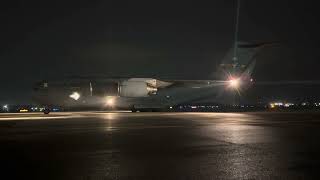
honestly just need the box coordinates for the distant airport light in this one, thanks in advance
[69,92,81,101]
[270,102,295,108]
[284,103,294,107]
[19,109,28,113]
[270,103,275,108]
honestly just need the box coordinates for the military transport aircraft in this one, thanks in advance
[32,42,273,114]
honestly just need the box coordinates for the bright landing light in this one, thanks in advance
[229,78,240,88]
[105,96,116,106]
[69,92,80,100]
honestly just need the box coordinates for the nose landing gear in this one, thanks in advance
[131,106,137,113]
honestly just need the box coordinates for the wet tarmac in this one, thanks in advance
[1,112,320,179]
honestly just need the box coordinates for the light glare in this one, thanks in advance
[229,78,240,88]
[69,92,80,100]
[105,96,116,106]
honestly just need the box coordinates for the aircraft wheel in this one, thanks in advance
[43,108,50,114]
[131,106,137,112]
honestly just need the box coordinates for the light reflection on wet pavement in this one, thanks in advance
[0,112,319,179]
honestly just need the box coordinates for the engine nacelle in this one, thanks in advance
[119,80,156,97]
[91,82,119,96]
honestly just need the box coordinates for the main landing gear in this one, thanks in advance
[43,108,50,114]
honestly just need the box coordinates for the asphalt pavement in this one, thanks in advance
[1,112,320,180]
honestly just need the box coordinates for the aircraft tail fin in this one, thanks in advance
[219,42,277,79]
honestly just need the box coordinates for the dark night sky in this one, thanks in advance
[1,0,320,104]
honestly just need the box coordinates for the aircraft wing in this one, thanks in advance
[156,79,228,88]
[161,80,226,83]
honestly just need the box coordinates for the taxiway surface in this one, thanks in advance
[1,112,320,179]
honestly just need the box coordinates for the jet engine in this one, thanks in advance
[91,82,119,96]
[119,80,157,97]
